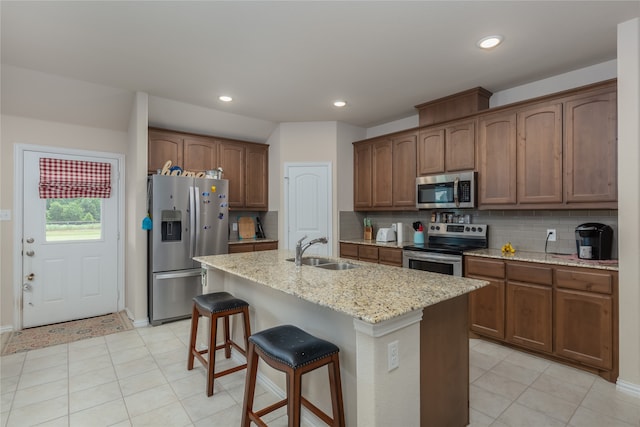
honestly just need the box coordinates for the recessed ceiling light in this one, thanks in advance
[219,95,233,102]
[477,35,504,49]
[333,100,347,107]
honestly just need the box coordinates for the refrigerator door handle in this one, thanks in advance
[154,270,202,280]
[194,186,201,256]
[189,186,195,259]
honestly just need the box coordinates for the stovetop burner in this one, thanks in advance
[403,223,488,255]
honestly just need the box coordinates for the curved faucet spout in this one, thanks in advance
[295,236,328,266]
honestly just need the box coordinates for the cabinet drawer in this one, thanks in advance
[507,262,553,286]
[228,244,255,253]
[466,257,505,278]
[378,247,402,267]
[340,243,359,259]
[556,269,613,294]
[254,241,278,251]
[358,245,379,262]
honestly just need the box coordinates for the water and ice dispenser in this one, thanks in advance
[161,210,182,242]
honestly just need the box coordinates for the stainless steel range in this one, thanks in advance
[403,223,488,276]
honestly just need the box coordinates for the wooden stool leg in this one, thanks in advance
[242,306,251,351]
[288,368,302,427]
[241,342,259,427]
[187,304,199,371]
[206,313,218,397]
[328,354,346,427]
[223,314,231,358]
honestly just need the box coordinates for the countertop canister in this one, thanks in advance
[396,222,404,244]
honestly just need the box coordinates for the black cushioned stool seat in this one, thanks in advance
[187,291,251,397]
[241,325,345,427]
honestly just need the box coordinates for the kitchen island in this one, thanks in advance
[196,250,488,426]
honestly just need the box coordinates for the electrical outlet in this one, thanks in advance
[547,229,557,242]
[232,222,238,231]
[388,340,399,371]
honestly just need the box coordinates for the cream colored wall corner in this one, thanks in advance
[124,92,150,326]
[617,17,640,394]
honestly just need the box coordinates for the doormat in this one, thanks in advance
[0,311,133,355]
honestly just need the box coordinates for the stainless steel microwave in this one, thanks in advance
[416,171,477,209]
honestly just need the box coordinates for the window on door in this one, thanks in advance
[45,198,103,242]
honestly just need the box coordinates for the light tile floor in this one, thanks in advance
[1,319,639,426]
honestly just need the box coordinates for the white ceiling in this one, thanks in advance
[2,1,639,130]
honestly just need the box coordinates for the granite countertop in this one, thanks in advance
[464,248,619,271]
[195,250,488,324]
[228,238,278,245]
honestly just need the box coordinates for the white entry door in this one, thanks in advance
[285,163,332,255]
[22,150,119,328]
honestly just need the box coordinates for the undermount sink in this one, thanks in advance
[314,262,358,271]
[286,257,334,266]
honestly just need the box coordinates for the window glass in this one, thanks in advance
[45,198,102,241]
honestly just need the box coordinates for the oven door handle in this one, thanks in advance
[453,176,460,208]
[403,251,462,263]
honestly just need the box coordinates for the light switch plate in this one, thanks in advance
[0,210,11,221]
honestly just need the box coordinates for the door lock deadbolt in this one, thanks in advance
[26,238,34,243]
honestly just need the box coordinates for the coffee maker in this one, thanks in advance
[575,223,613,260]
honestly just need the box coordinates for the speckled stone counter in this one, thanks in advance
[195,249,487,324]
[464,248,619,271]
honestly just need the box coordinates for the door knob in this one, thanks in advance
[25,250,35,257]
[27,273,35,281]
[26,238,34,243]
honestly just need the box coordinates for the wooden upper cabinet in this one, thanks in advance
[218,141,246,209]
[372,139,393,207]
[478,111,517,205]
[418,128,445,175]
[245,144,268,210]
[517,103,563,204]
[354,142,373,209]
[148,129,184,174]
[417,119,475,175]
[183,135,218,173]
[445,120,476,172]
[564,88,617,204]
[392,132,417,207]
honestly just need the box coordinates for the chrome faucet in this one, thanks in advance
[295,235,328,266]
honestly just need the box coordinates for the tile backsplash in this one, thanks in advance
[340,210,619,258]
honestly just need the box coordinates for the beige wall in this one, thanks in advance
[617,17,640,391]
[0,115,128,329]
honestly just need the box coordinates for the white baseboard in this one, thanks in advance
[0,325,13,334]
[124,308,149,328]
[617,379,640,398]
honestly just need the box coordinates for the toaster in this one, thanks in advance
[376,228,396,242]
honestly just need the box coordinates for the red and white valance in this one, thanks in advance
[39,158,112,199]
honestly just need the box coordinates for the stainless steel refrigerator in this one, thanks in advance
[148,174,229,325]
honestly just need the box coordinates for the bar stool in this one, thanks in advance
[187,291,251,397]
[241,325,345,427]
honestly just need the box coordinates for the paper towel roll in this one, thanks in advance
[396,222,403,244]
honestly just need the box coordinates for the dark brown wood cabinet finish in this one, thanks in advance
[478,111,517,205]
[339,243,402,267]
[466,258,506,339]
[417,128,445,175]
[245,144,269,210]
[229,241,278,253]
[466,256,618,381]
[392,133,417,207]
[517,103,563,204]
[417,119,475,175]
[148,129,184,174]
[218,141,245,208]
[564,88,617,205]
[183,135,218,173]
[353,130,418,211]
[476,80,617,209]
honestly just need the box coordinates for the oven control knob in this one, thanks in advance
[436,225,440,230]
[465,226,470,231]
[477,227,483,232]
[430,225,435,230]
[471,227,476,232]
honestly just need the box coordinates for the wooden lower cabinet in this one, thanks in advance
[228,241,278,253]
[466,256,617,381]
[555,288,613,370]
[339,242,402,267]
[506,282,552,353]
